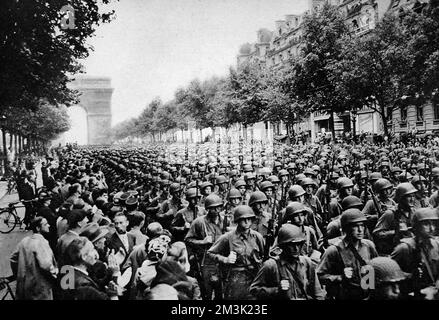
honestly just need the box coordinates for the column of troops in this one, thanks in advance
[7,138,439,300]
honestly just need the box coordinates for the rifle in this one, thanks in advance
[365,163,382,217]
[264,190,278,261]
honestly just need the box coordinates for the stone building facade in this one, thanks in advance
[237,0,431,140]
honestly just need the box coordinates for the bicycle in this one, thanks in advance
[0,276,15,300]
[0,201,26,234]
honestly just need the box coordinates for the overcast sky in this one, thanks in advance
[81,0,310,126]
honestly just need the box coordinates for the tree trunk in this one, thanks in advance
[329,111,336,140]
[14,134,17,156]
[9,133,13,150]
[199,128,203,143]
[2,129,7,175]
[351,113,356,138]
[380,105,389,137]
[18,135,22,154]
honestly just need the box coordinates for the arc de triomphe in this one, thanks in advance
[67,76,113,145]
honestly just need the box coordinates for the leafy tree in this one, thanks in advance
[330,14,416,137]
[285,3,350,138]
[0,0,116,111]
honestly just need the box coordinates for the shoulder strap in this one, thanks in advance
[347,242,367,266]
[420,246,436,285]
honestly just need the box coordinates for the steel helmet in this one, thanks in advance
[242,164,253,172]
[259,181,274,191]
[234,180,247,189]
[391,167,403,174]
[200,181,213,190]
[411,207,439,226]
[169,183,182,194]
[216,175,228,185]
[249,191,268,206]
[227,188,242,200]
[368,257,408,285]
[284,202,308,222]
[340,209,367,231]
[287,163,296,170]
[288,185,306,199]
[229,169,239,178]
[268,175,280,184]
[368,172,382,183]
[337,177,354,189]
[233,205,256,222]
[259,167,271,176]
[244,172,256,181]
[278,169,289,177]
[394,182,418,202]
[304,168,316,177]
[411,175,427,185]
[204,194,223,209]
[373,179,393,193]
[277,224,306,244]
[295,174,306,185]
[301,177,318,188]
[185,188,200,199]
[312,165,321,173]
[341,196,363,211]
[432,167,439,178]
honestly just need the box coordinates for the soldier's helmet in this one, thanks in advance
[278,169,289,177]
[200,181,213,190]
[277,224,306,244]
[268,175,280,184]
[169,183,182,194]
[391,167,403,175]
[411,207,439,227]
[259,181,274,192]
[234,180,247,189]
[368,172,382,184]
[303,168,316,177]
[341,196,363,211]
[394,182,418,202]
[411,175,427,185]
[185,187,200,199]
[432,167,439,178]
[227,188,242,200]
[337,177,354,190]
[242,164,253,173]
[368,257,408,285]
[248,191,268,206]
[244,172,256,181]
[204,194,223,209]
[233,205,256,222]
[301,177,318,188]
[340,209,367,231]
[373,179,393,193]
[216,175,228,185]
[288,185,306,199]
[284,202,308,222]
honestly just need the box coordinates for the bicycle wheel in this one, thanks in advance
[0,210,17,234]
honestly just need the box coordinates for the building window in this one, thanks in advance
[387,107,392,122]
[400,106,407,122]
[416,106,424,122]
[434,101,439,120]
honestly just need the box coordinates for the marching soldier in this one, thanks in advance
[171,188,205,241]
[373,183,417,255]
[391,208,439,299]
[250,224,325,300]
[184,194,225,300]
[208,205,264,300]
[317,209,378,300]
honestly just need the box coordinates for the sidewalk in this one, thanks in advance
[0,180,9,200]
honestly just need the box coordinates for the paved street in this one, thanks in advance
[0,165,42,299]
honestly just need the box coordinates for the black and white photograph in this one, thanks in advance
[2,0,439,308]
